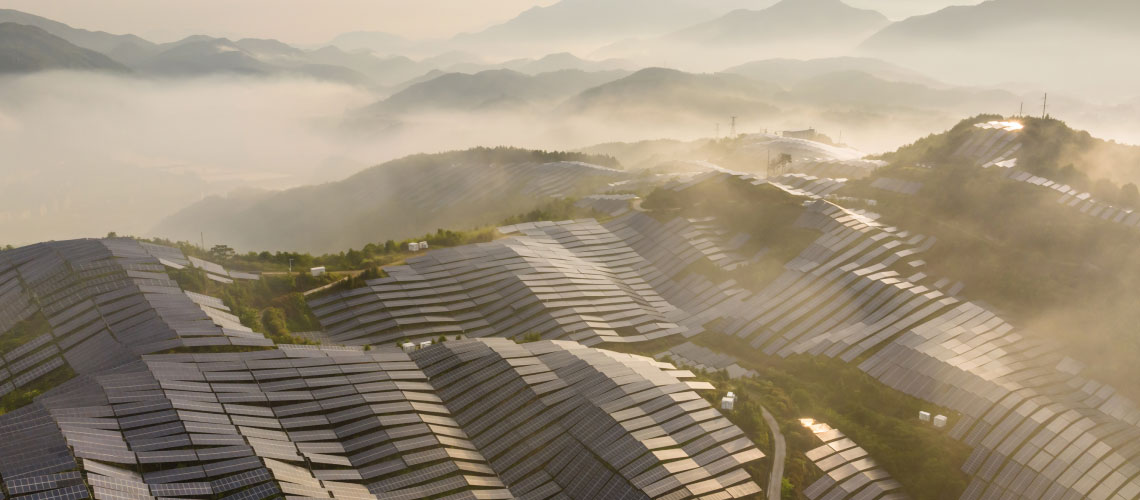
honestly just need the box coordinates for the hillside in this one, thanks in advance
[153,147,626,253]
[0,23,127,73]
[842,116,1140,394]
[0,8,154,64]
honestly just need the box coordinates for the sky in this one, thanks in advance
[0,0,559,44]
[1,0,984,45]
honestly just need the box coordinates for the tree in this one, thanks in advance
[781,478,795,498]
[437,335,447,344]
[106,231,118,238]
[1121,183,1139,208]
[210,244,236,261]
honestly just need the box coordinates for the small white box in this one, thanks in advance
[419,241,429,249]
[401,342,416,353]
[720,396,735,411]
[310,266,326,277]
[933,414,948,428]
[407,242,420,252]
[419,341,432,349]
[919,411,931,422]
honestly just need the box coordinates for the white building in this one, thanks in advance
[933,415,948,428]
[401,342,416,353]
[919,411,931,422]
[419,241,429,250]
[407,242,420,252]
[721,392,736,411]
[419,341,432,350]
[310,266,326,277]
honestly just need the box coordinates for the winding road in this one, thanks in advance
[761,406,787,500]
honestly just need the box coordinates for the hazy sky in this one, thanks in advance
[2,0,986,46]
[0,0,558,44]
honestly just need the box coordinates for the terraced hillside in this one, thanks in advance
[308,155,1140,499]
[0,237,765,500]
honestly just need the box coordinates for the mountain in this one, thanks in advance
[561,67,782,121]
[453,0,779,56]
[858,0,1140,97]
[369,68,629,115]
[138,37,272,75]
[595,0,888,69]
[668,0,889,46]
[723,57,938,87]
[0,8,155,65]
[153,148,626,253]
[0,23,128,73]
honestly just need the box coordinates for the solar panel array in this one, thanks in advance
[307,219,688,347]
[575,194,638,218]
[784,159,885,181]
[411,338,764,499]
[655,342,757,380]
[643,173,1140,499]
[769,174,848,198]
[954,123,1023,167]
[800,421,908,500]
[306,166,1140,499]
[0,339,763,500]
[0,239,271,401]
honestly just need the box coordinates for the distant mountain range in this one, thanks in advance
[0,22,127,73]
[593,0,890,69]
[453,0,780,54]
[668,0,888,46]
[858,0,1140,97]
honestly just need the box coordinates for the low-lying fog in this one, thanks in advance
[2,70,1138,248]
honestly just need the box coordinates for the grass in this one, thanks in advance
[0,364,76,416]
[0,312,51,356]
[689,333,971,500]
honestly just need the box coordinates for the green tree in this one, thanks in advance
[1121,183,1139,208]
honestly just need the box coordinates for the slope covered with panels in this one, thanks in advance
[307,219,687,347]
[307,166,1140,499]
[0,340,763,500]
[0,239,271,401]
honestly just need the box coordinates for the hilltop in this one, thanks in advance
[153,147,624,253]
[0,22,127,73]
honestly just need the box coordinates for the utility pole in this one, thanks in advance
[289,258,294,275]
[730,116,737,137]
[1019,101,1024,117]
[200,232,205,250]
[766,149,771,178]
[1042,93,1048,119]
